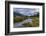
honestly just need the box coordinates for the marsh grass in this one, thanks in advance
[23,17,39,27]
[14,16,39,27]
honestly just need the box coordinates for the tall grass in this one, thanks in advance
[23,17,39,27]
[14,16,39,27]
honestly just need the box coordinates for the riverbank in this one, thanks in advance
[14,16,39,28]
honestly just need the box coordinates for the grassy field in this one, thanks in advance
[23,17,39,27]
[14,16,39,27]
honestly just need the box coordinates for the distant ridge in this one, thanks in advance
[14,12,24,16]
[14,11,39,16]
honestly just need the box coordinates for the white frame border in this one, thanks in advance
[10,4,43,32]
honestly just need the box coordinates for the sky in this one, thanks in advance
[13,8,39,16]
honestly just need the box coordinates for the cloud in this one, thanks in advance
[13,8,39,16]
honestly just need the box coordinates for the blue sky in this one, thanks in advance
[13,8,39,16]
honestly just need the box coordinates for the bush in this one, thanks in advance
[14,17,24,23]
[15,18,23,22]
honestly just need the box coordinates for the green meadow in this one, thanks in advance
[14,16,39,27]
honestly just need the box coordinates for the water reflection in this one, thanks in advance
[14,18,32,27]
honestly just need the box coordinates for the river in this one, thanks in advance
[14,18,32,28]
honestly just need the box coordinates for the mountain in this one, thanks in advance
[14,11,39,16]
[14,12,24,16]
